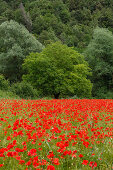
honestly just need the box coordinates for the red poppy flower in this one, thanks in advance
[82,160,88,165]
[26,160,31,166]
[0,153,5,157]
[19,160,25,164]
[28,149,37,156]
[15,148,24,152]
[89,161,97,168]
[47,165,55,170]
[79,154,83,158]
[7,136,11,140]
[53,158,60,165]
[47,151,54,159]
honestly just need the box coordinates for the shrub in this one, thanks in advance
[0,90,20,99]
[94,87,113,99]
[0,74,9,90]
[10,81,38,99]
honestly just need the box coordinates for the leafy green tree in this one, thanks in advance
[0,0,12,24]
[23,41,92,99]
[98,8,113,29]
[1,0,113,52]
[0,20,43,82]
[84,27,113,98]
[38,28,59,45]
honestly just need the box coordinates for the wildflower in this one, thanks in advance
[53,158,60,165]
[19,160,25,164]
[47,165,55,170]
[79,154,83,158]
[26,160,31,166]
[28,149,37,156]
[15,148,24,152]
[7,136,11,140]
[89,161,97,168]
[82,160,88,165]
[47,151,54,159]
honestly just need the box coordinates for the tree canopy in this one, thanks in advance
[23,41,92,98]
[1,0,113,49]
[84,27,113,98]
[0,20,43,82]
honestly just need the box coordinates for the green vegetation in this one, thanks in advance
[0,0,113,99]
[0,20,43,82]
[0,90,20,99]
[23,42,92,99]
[84,27,113,98]
[10,81,39,99]
[1,0,113,49]
[0,74,9,90]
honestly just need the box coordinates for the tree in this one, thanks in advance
[0,20,43,82]
[23,41,92,99]
[84,27,113,98]
[38,28,59,45]
[2,0,113,51]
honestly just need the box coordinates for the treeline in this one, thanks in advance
[1,0,113,49]
[0,0,113,99]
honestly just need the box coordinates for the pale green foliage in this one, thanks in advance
[0,20,43,82]
[23,41,92,98]
[84,27,113,98]
[0,90,20,99]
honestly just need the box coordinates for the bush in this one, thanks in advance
[10,81,39,99]
[104,91,113,99]
[94,87,113,99]
[0,90,20,99]
[0,74,9,90]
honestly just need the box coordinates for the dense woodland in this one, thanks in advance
[0,0,113,99]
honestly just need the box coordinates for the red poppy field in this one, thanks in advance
[0,99,113,170]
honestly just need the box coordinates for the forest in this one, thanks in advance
[0,0,113,99]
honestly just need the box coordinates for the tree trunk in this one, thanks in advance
[19,3,32,32]
[54,93,60,99]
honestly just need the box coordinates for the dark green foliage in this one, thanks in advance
[1,0,113,50]
[84,27,113,98]
[10,81,38,99]
[0,74,9,90]
[23,41,92,99]
[38,29,59,46]
[24,0,93,48]
[0,0,14,23]
[94,87,113,99]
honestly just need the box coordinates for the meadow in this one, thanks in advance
[0,99,113,170]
